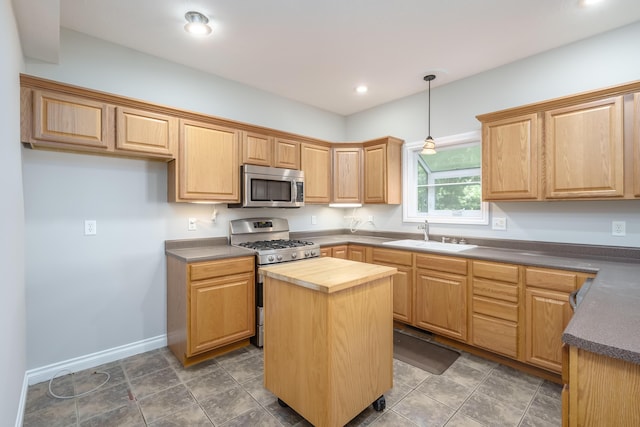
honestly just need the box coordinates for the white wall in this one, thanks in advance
[346,22,640,247]
[23,30,347,370]
[1,0,26,424]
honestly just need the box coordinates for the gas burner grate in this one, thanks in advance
[238,239,316,251]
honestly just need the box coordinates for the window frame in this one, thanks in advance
[402,130,489,225]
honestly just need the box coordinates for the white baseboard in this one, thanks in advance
[24,334,167,386]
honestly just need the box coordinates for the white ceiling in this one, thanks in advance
[14,0,640,115]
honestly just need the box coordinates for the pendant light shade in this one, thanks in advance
[422,74,437,155]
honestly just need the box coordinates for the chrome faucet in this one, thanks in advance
[418,219,429,241]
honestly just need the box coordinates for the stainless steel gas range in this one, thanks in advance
[229,217,320,347]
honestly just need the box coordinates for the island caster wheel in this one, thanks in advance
[277,398,289,408]
[372,395,386,411]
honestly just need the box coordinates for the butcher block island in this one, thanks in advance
[259,257,397,427]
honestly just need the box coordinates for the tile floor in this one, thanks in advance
[23,345,562,426]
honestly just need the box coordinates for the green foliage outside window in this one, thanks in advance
[417,145,481,214]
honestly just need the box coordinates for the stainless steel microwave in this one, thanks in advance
[228,164,304,208]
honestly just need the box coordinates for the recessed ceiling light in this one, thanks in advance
[184,11,212,36]
[355,85,368,94]
[579,0,605,6]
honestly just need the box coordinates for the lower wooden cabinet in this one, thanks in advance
[470,260,521,358]
[525,267,592,373]
[167,255,255,366]
[371,248,414,324]
[414,254,468,341]
[347,245,369,263]
[567,346,640,426]
[320,245,347,259]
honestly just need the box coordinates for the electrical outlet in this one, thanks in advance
[492,217,507,230]
[188,218,197,231]
[311,215,317,225]
[84,220,97,235]
[612,221,626,236]
[368,215,374,223]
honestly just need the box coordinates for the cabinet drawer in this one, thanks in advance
[472,278,518,303]
[415,254,467,275]
[371,248,412,266]
[525,267,577,293]
[471,314,518,358]
[472,260,519,283]
[472,296,518,322]
[190,257,254,281]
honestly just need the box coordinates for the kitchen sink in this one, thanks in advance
[382,239,477,252]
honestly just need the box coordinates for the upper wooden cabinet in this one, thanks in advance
[634,93,640,197]
[481,113,540,200]
[116,106,177,159]
[478,80,640,201]
[21,84,176,161]
[274,138,300,170]
[332,146,362,204]
[241,131,273,167]
[23,89,114,152]
[168,119,240,202]
[545,97,624,199]
[363,137,403,204]
[300,143,331,204]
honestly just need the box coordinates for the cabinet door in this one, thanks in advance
[301,143,331,203]
[364,143,387,203]
[482,113,539,200]
[371,248,413,323]
[415,268,467,340]
[525,287,572,373]
[188,272,255,356]
[331,245,348,259]
[274,138,300,169]
[332,146,362,203]
[545,97,624,198]
[242,131,273,166]
[347,245,369,263]
[31,89,113,151]
[116,107,176,158]
[389,266,412,323]
[634,93,640,197]
[173,120,240,202]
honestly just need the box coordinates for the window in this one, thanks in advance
[403,131,488,224]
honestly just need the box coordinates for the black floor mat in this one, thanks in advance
[393,330,460,375]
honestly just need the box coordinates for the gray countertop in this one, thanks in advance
[165,233,640,365]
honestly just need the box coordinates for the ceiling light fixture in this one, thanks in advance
[579,0,605,6]
[355,85,368,94]
[184,11,212,36]
[422,74,436,155]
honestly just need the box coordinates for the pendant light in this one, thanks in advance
[422,74,437,155]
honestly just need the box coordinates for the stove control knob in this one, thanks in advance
[277,255,283,261]
[291,252,297,259]
[311,250,317,257]
[268,255,275,262]
[304,251,310,257]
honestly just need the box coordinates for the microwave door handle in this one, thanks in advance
[292,180,298,203]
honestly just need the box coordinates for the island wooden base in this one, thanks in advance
[264,275,393,427]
